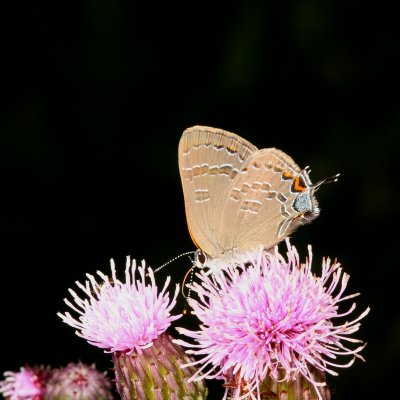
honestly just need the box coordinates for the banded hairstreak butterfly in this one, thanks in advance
[178,126,338,271]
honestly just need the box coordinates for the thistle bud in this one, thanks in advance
[113,333,207,400]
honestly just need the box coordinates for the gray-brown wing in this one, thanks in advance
[217,148,314,253]
[178,125,257,258]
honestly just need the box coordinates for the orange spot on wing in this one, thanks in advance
[293,176,306,192]
[282,171,294,179]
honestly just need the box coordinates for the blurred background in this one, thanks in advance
[0,0,398,398]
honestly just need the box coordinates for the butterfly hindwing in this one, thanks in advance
[218,148,306,253]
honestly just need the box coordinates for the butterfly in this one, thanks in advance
[178,126,338,270]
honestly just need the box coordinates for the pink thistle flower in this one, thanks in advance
[44,362,113,399]
[57,257,208,399]
[0,366,50,400]
[57,257,181,354]
[175,240,370,400]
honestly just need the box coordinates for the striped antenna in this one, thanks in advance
[153,251,195,273]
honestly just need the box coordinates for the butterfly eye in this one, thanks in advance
[195,249,207,266]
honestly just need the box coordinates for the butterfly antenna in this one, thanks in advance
[153,251,195,273]
[313,173,340,191]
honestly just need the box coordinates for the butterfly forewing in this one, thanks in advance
[178,126,257,258]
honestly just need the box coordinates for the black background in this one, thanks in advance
[1,1,398,398]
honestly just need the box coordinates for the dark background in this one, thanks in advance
[1,1,398,398]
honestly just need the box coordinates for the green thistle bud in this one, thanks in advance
[258,367,331,400]
[113,333,207,400]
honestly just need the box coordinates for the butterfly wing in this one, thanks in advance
[178,126,257,258]
[218,148,319,253]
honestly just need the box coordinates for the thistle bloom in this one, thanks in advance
[0,366,50,400]
[44,362,113,399]
[175,240,370,400]
[58,257,207,399]
[57,257,181,354]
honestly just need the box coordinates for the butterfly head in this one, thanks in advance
[286,170,340,232]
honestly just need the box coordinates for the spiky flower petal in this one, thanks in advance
[175,240,369,400]
[0,366,51,400]
[58,257,181,354]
